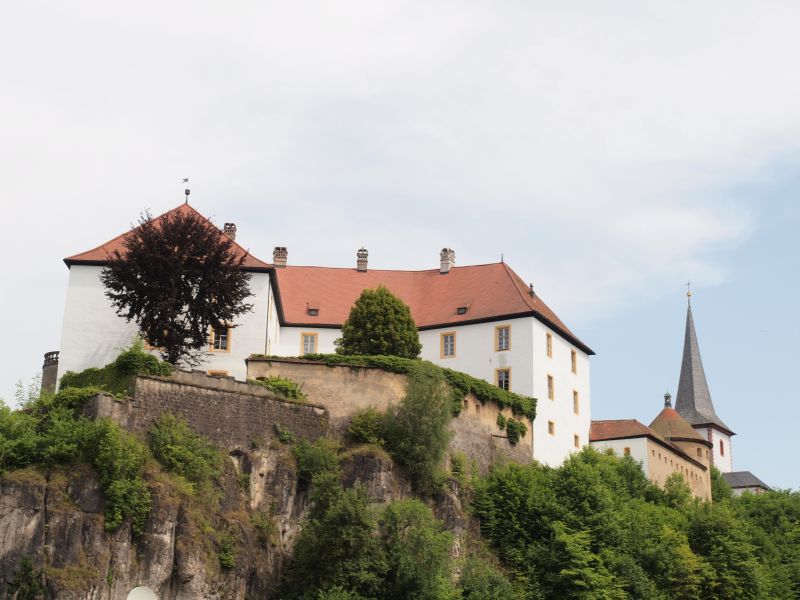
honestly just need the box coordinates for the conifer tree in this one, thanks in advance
[100,209,253,366]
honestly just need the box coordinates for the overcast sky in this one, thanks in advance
[2,2,798,488]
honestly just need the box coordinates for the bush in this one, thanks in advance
[460,556,527,600]
[335,286,421,359]
[382,362,452,495]
[348,408,385,446]
[148,413,221,487]
[59,339,172,397]
[218,529,238,569]
[496,413,506,430]
[273,423,296,445]
[293,437,341,483]
[504,419,527,445]
[93,420,152,534]
[251,376,307,402]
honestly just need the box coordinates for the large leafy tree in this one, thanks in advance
[100,209,253,365]
[335,286,421,358]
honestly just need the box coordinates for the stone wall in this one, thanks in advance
[246,358,532,471]
[246,358,408,431]
[84,370,329,451]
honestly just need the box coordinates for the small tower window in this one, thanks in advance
[547,375,555,400]
[547,420,555,435]
[546,332,553,358]
[571,350,577,374]
[697,448,702,458]
[574,434,580,448]
[573,390,579,414]
[719,440,725,456]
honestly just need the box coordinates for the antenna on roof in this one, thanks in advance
[183,178,190,204]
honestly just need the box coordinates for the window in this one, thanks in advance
[652,449,655,456]
[496,325,510,351]
[547,420,555,435]
[719,440,725,456]
[301,332,318,355]
[571,350,577,374]
[623,447,630,456]
[574,434,580,448]
[547,375,554,400]
[573,390,579,414]
[208,370,229,377]
[546,332,553,358]
[307,308,319,316]
[496,368,510,391]
[210,324,230,352]
[697,448,702,458]
[440,332,456,358]
[457,306,468,315]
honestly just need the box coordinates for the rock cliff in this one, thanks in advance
[1,444,465,599]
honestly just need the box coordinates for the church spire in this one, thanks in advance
[674,298,734,433]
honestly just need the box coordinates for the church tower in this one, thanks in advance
[674,293,735,472]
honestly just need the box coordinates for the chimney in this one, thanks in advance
[357,247,368,272]
[273,246,288,268]
[223,223,237,240]
[41,351,59,395]
[440,248,455,274]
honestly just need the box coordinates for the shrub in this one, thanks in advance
[273,423,296,445]
[460,556,527,600]
[348,408,385,446]
[251,376,307,402]
[335,286,421,358]
[293,437,341,483]
[148,414,221,487]
[93,420,151,534]
[218,529,239,569]
[496,413,507,430]
[382,362,452,495]
[505,419,527,445]
[251,510,276,549]
[6,556,46,600]
[59,339,172,397]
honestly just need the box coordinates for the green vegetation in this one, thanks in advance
[59,338,172,397]
[293,437,342,483]
[334,286,422,359]
[253,354,537,420]
[348,407,385,446]
[273,423,296,445]
[6,556,46,599]
[218,529,239,569]
[504,419,527,445]
[148,413,222,490]
[250,375,307,401]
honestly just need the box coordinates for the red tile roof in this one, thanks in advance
[649,407,709,444]
[63,203,271,271]
[273,262,593,354]
[590,419,660,442]
[590,418,708,470]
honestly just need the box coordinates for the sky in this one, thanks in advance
[1,1,798,488]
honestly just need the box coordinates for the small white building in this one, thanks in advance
[55,203,595,467]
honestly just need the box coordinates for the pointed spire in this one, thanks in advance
[674,300,734,433]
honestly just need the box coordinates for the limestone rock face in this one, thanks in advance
[1,440,469,599]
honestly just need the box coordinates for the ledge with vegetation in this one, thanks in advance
[248,353,537,421]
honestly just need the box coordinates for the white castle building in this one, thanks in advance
[56,202,594,467]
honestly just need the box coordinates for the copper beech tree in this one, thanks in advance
[100,209,253,366]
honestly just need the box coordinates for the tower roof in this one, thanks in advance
[675,304,734,435]
[649,406,711,446]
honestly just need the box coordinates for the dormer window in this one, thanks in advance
[307,308,319,316]
[457,306,468,315]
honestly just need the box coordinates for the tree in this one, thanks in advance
[335,286,421,358]
[100,209,253,365]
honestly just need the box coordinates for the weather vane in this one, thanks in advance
[183,178,190,204]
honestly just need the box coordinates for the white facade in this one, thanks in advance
[284,316,591,467]
[58,260,592,468]
[694,426,733,473]
[58,266,271,382]
[590,437,649,470]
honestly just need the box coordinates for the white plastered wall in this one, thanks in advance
[695,426,733,473]
[590,437,648,471]
[58,266,271,383]
[530,318,592,467]
[277,327,341,356]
